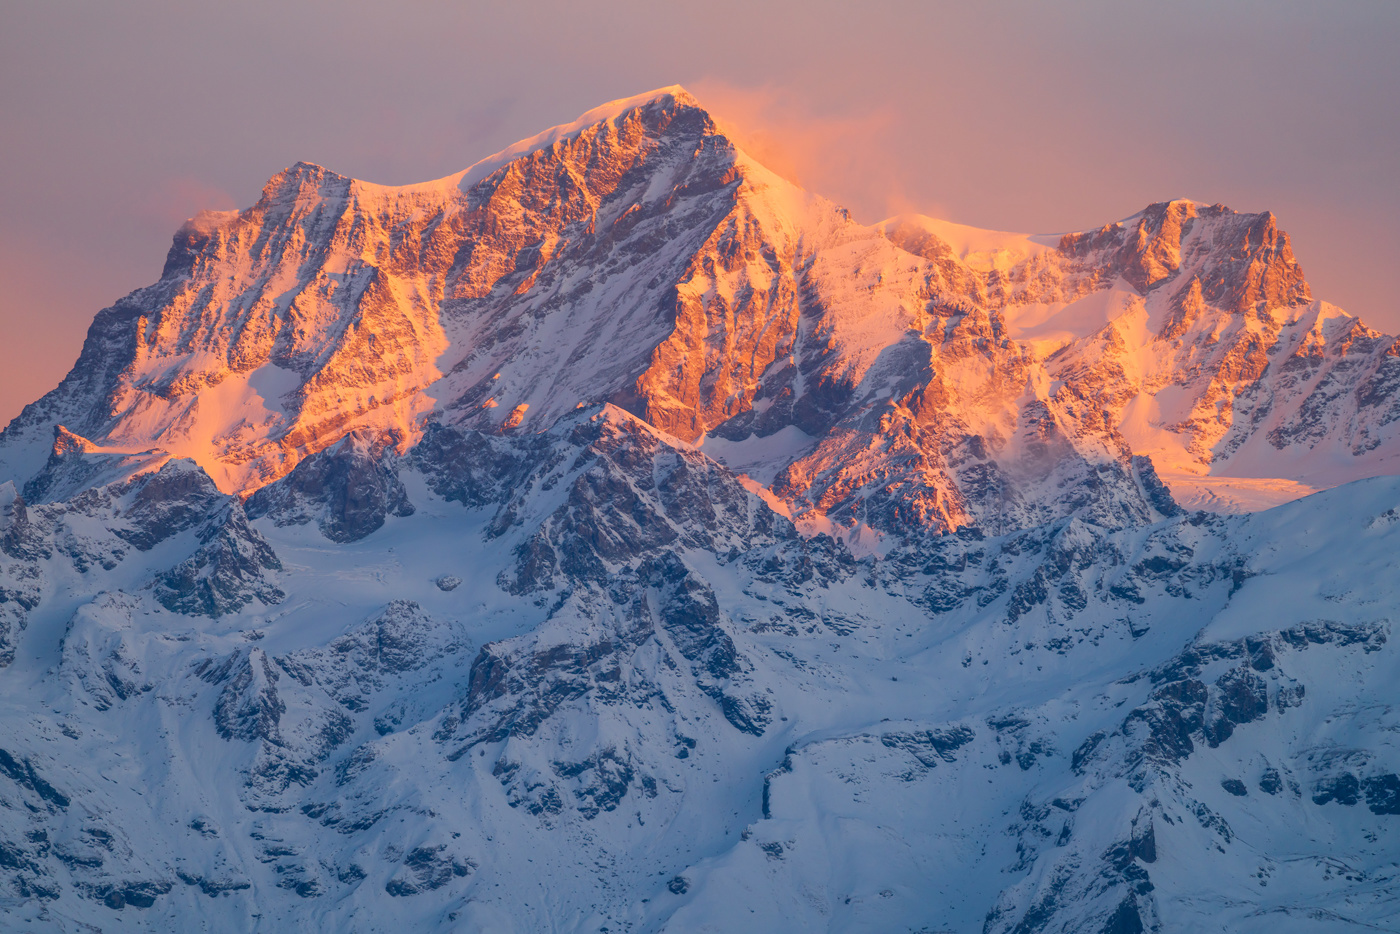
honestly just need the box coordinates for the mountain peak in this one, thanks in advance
[445,84,707,195]
[0,86,1387,522]
[263,160,350,193]
[2,85,1398,934]
[576,84,699,117]
[1056,197,1310,310]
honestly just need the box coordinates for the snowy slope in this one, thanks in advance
[1,86,1399,933]
[5,89,1397,532]
[0,406,1397,932]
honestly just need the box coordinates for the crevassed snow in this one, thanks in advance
[701,425,819,486]
[878,214,1057,273]
[1156,471,1321,514]
[1005,283,1143,345]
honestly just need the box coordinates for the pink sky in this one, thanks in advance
[1,0,1396,425]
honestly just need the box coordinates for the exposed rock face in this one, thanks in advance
[0,458,261,664]
[154,502,284,617]
[1054,199,1310,312]
[279,600,466,712]
[492,406,790,594]
[3,89,1392,537]
[247,429,414,543]
[1,86,1399,934]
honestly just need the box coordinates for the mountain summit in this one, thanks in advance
[7,86,1398,524]
[1,88,1398,933]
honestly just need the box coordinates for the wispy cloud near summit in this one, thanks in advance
[691,80,926,222]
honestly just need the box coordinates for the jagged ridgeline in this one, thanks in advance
[0,87,1397,933]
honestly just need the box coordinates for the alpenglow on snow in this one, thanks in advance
[1,86,1398,933]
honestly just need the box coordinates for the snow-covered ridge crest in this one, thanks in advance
[876,214,1059,274]
[1,84,1400,930]
[326,86,702,202]
[448,85,700,195]
[2,89,1398,532]
[0,86,725,497]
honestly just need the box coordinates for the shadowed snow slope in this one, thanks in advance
[1,87,1399,933]
[1,404,1398,932]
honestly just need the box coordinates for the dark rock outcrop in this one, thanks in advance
[156,503,284,617]
[248,430,414,543]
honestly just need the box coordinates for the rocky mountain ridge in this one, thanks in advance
[3,87,1396,531]
[0,86,1397,933]
[1,400,1397,931]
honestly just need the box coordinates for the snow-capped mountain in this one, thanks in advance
[8,87,1398,527]
[1,86,1397,933]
